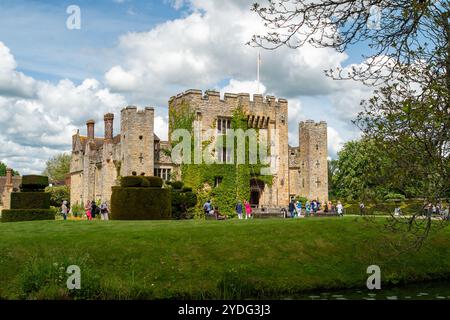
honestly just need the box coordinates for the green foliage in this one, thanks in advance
[331,139,398,201]
[143,176,163,188]
[171,189,197,220]
[10,192,50,210]
[384,193,406,201]
[294,196,308,204]
[20,175,49,191]
[171,103,273,217]
[110,187,171,220]
[120,176,145,187]
[1,209,55,222]
[70,203,85,218]
[45,186,70,207]
[42,153,70,182]
[171,181,184,190]
[0,162,19,176]
[120,176,163,188]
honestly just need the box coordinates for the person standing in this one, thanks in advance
[235,201,243,220]
[337,201,344,217]
[296,200,302,217]
[203,200,212,216]
[61,200,68,220]
[305,201,311,217]
[100,202,109,220]
[359,202,365,216]
[244,200,252,219]
[85,200,92,220]
[289,199,296,218]
[91,200,98,219]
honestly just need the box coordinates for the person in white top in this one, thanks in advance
[336,201,344,217]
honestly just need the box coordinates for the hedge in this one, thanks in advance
[171,189,197,220]
[171,181,184,190]
[20,175,49,191]
[110,187,171,220]
[342,200,427,215]
[1,209,55,222]
[10,192,50,210]
[120,176,145,188]
[143,176,163,188]
[121,176,163,188]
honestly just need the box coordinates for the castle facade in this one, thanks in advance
[70,90,328,208]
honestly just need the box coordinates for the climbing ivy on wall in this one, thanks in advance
[170,99,273,218]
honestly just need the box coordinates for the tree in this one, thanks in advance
[0,162,20,176]
[42,153,71,182]
[45,185,70,207]
[252,0,450,249]
[251,0,450,85]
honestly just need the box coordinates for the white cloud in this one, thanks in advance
[221,79,266,96]
[0,43,127,173]
[327,126,345,158]
[0,41,37,98]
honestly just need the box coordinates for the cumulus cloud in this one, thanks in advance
[221,79,266,96]
[327,126,345,158]
[0,0,372,173]
[0,43,127,173]
[0,41,36,98]
[105,0,347,103]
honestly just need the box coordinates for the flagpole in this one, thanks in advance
[257,50,260,94]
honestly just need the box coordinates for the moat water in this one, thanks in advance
[286,281,450,300]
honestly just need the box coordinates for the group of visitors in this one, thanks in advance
[60,200,109,220]
[84,200,110,220]
[203,199,253,220]
[235,200,253,219]
[424,202,450,219]
[203,200,227,220]
[288,199,345,218]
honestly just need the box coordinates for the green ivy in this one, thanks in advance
[170,100,272,218]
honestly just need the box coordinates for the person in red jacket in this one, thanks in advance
[244,200,252,219]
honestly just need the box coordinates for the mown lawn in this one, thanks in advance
[0,217,449,299]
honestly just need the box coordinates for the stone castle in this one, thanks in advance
[70,89,328,208]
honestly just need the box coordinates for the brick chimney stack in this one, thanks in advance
[86,119,95,140]
[5,168,12,186]
[104,113,114,142]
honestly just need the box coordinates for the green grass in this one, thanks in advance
[0,217,449,299]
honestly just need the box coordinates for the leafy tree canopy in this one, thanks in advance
[42,153,71,182]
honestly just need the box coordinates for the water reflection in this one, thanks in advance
[292,282,450,300]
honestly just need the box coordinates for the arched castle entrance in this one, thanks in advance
[250,178,265,207]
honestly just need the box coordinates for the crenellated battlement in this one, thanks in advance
[300,120,327,128]
[169,89,288,107]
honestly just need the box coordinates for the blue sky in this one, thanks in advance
[0,0,372,174]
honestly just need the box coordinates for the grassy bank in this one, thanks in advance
[0,217,449,299]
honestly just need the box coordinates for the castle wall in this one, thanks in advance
[100,142,118,203]
[169,90,290,206]
[120,107,155,177]
[298,121,328,202]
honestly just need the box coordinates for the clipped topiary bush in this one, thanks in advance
[10,192,50,210]
[110,186,171,220]
[120,176,144,188]
[2,174,54,223]
[20,175,49,191]
[171,181,184,190]
[1,209,55,222]
[143,176,163,188]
